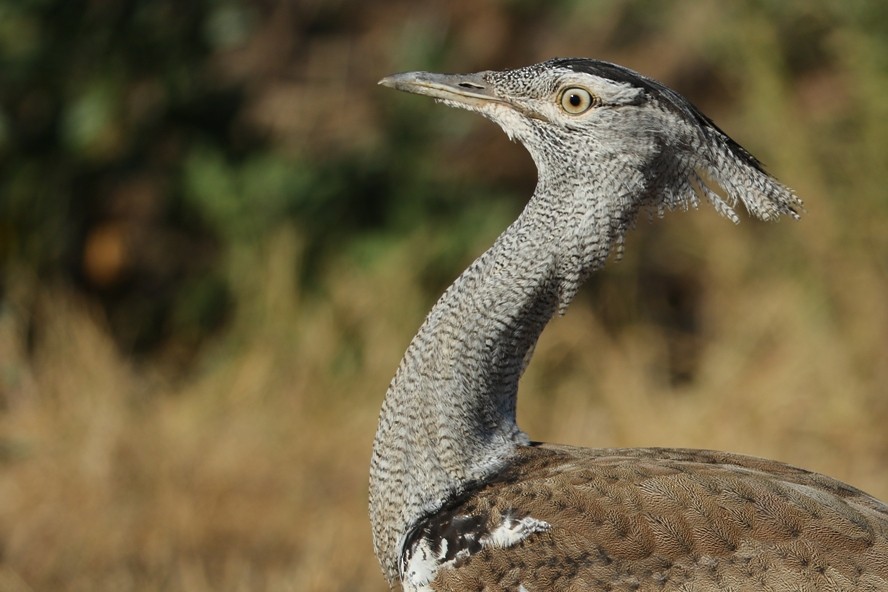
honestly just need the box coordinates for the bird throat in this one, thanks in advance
[369,197,570,582]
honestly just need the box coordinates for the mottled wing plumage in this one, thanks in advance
[424,445,888,591]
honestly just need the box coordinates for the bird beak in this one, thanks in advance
[378,71,502,109]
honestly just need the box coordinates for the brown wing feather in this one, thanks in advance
[431,444,888,591]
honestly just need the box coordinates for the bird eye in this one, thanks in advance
[559,87,595,114]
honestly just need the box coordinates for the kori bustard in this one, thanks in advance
[370,58,888,591]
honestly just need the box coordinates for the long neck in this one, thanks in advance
[369,184,615,581]
[369,147,642,580]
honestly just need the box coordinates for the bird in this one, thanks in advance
[370,58,888,591]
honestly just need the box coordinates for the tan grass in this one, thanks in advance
[1,205,886,591]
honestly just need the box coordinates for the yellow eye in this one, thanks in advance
[559,87,595,114]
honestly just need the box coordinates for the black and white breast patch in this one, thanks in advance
[399,506,550,591]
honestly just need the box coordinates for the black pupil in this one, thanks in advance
[569,93,582,106]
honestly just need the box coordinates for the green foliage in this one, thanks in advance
[1,0,887,361]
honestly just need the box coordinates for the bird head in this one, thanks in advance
[380,58,801,309]
[380,58,801,222]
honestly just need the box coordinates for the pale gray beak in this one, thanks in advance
[378,71,502,108]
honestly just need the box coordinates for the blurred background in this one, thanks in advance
[0,0,886,590]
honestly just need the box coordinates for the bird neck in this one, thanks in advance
[369,182,619,582]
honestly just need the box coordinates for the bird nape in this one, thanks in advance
[370,58,888,592]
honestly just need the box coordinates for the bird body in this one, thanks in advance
[370,58,888,591]
[404,445,888,591]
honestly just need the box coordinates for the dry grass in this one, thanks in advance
[0,234,390,591]
[1,203,886,591]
